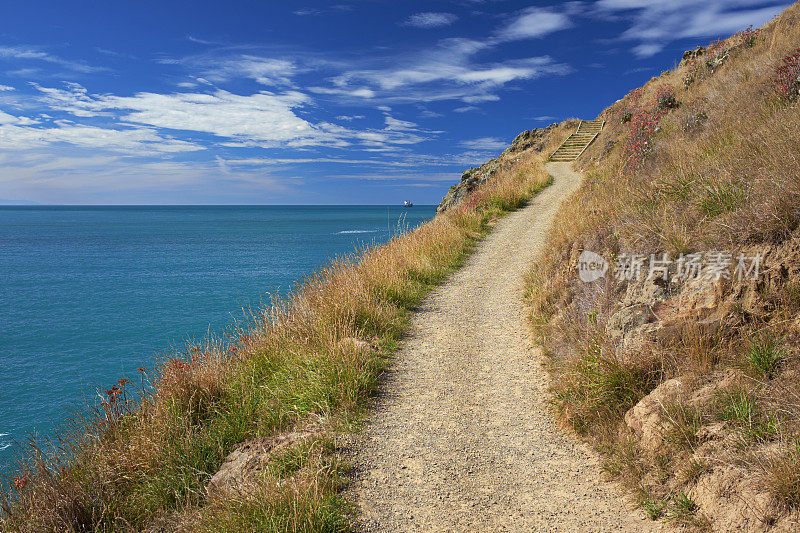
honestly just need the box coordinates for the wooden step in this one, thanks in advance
[548,119,604,162]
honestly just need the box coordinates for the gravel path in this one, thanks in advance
[347,163,662,532]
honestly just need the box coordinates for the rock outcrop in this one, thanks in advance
[207,427,321,499]
[436,125,556,214]
[680,46,706,66]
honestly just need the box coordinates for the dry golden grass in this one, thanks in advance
[526,1,800,524]
[0,127,566,531]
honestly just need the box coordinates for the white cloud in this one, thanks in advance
[0,119,202,155]
[384,116,418,131]
[161,55,296,86]
[0,110,39,125]
[329,39,567,104]
[25,82,435,152]
[459,137,508,151]
[0,84,14,91]
[335,114,365,121]
[404,12,459,28]
[0,45,102,73]
[222,157,413,167]
[293,5,353,16]
[0,151,290,204]
[596,0,789,57]
[29,84,375,149]
[461,94,500,103]
[497,7,572,41]
[309,86,376,98]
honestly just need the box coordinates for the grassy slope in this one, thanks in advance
[528,2,800,529]
[0,125,570,531]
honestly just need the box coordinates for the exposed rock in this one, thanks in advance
[606,276,665,347]
[436,125,556,213]
[501,129,548,156]
[689,368,745,408]
[207,429,319,499]
[692,464,783,532]
[607,303,653,344]
[624,377,690,454]
[680,46,706,67]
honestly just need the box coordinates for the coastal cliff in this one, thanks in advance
[437,125,563,213]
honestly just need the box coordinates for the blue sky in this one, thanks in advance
[0,0,789,204]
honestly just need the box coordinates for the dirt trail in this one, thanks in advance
[347,163,661,532]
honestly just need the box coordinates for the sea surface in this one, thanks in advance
[0,205,435,473]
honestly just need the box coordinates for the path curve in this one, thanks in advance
[348,163,660,532]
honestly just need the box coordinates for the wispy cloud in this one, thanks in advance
[0,151,290,204]
[328,39,568,105]
[0,116,202,155]
[459,137,508,151]
[10,82,433,156]
[293,5,353,16]
[0,45,103,73]
[313,5,575,107]
[497,7,572,41]
[160,54,297,86]
[595,0,789,57]
[404,12,459,28]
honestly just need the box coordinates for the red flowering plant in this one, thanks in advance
[775,49,800,102]
[621,109,661,177]
[683,58,700,88]
[734,25,761,48]
[616,88,643,124]
[655,85,679,111]
[704,39,731,72]
[99,378,132,426]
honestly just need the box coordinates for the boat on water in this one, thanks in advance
[403,200,414,207]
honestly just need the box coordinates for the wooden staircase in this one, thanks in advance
[549,119,604,162]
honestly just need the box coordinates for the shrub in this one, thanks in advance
[775,49,800,102]
[682,97,708,131]
[552,344,661,437]
[705,40,730,72]
[616,88,643,125]
[735,25,762,48]
[621,109,661,176]
[655,86,679,111]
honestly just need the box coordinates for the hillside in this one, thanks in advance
[0,116,571,530]
[4,3,800,531]
[525,2,800,530]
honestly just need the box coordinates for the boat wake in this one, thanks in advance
[337,229,378,234]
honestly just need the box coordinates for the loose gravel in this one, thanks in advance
[346,163,664,532]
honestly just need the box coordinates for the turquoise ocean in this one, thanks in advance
[0,205,435,472]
